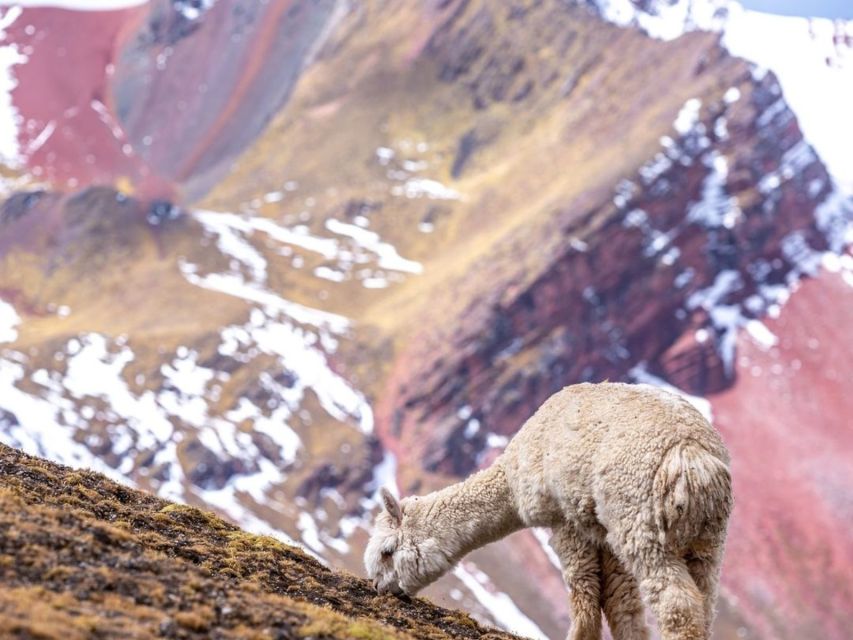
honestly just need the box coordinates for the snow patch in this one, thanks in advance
[674,98,702,135]
[158,350,215,429]
[184,211,375,436]
[721,6,853,193]
[639,151,673,185]
[195,211,268,281]
[629,364,714,423]
[173,0,216,21]
[0,6,26,167]
[687,270,744,374]
[314,265,346,282]
[531,528,563,571]
[375,146,394,164]
[391,177,460,200]
[454,563,548,640]
[592,1,853,193]
[822,251,853,288]
[368,450,399,497]
[745,319,778,349]
[325,219,423,274]
[814,189,853,254]
[0,299,20,343]
[687,152,741,229]
[64,334,174,448]
[252,217,339,260]
[297,512,325,553]
[0,356,126,478]
[194,209,422,289]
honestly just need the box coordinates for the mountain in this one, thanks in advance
[1,1,851,639]
[0,442,519,640]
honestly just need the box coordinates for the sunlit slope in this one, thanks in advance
[0,443,521,640]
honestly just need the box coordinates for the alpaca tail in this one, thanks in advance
[653,442,732,547]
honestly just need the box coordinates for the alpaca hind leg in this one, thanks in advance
[685,538,725,639]
[626,551,705,640]
[600,545,649,640]
[550,525,602,640]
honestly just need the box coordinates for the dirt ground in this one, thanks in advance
[0,443,519,640]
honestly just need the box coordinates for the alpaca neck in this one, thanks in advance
[409,462,523,563]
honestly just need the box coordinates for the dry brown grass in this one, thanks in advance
[0,443,518,639]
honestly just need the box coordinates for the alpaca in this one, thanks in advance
[364,382,732,640]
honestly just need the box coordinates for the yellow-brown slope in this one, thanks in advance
[0,442,519,640]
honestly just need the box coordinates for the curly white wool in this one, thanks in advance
[364,382,732,640]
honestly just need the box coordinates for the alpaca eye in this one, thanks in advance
[381,550,393,559]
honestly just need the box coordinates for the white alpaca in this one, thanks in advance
[365,382,732,640]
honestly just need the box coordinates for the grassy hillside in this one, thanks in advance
[0,443,519,640]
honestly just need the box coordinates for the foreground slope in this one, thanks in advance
[0,443,518,640]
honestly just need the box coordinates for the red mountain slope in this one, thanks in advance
[711,267,853,640]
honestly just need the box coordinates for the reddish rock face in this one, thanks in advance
[712,269,853,640]
[5,1,343,201]
[5,5,157,193]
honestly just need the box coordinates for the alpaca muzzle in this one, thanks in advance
[374,578,404,596]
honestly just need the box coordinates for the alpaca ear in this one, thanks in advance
[380,487,403,525]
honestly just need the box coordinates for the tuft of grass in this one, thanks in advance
[174,606,215,632]
[295,604,406,640]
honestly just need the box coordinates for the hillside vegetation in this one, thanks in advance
[0,443,519,640]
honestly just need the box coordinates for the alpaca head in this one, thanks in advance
[364,488,451,596]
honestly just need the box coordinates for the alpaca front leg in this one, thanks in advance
[550,525,602,640]
[601,545,649,640]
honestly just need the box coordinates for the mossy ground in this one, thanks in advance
[0,444,518,640]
